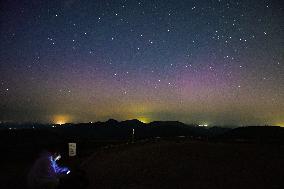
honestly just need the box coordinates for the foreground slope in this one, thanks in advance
[82,140,284,189]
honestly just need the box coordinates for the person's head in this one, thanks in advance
[41,143,61,158]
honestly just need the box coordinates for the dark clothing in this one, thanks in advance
[27,151,69,189]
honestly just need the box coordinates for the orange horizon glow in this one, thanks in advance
[53,115,71,125]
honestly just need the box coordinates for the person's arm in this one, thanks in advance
[50,157,70,174]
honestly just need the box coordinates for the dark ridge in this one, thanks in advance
[120,119,145,127]
[220,126,284,142]
[105,119,119,126]
[147,121,187,127]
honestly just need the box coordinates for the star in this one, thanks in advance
[1,0,282,125]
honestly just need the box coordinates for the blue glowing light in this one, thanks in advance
[50,156,70,174]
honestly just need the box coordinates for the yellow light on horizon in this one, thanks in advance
[138,117,150,123]
[53,115,70,125]
[275,123,284,127]
[56,121,65,125]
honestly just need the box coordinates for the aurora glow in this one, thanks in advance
[0,0,283,126]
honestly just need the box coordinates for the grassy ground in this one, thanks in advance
[1,139,283,189]
[82,140,284,189]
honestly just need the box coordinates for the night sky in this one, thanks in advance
[0,0,283,126]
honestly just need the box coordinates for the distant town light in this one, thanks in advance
[56,121,65,125]
[276,122,284,127]
[138,117,149,123]
[53,115,70,125]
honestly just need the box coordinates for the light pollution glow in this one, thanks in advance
[53,115,71,125]
[0,0,283,126]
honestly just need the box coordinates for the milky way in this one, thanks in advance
[0,0,283,126]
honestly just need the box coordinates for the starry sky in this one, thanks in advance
[0,0,283,126]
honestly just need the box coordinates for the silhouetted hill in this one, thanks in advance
[1,121,284,143]
[207,126,232,136]
[120,119,145,127]
[221,126,284,142]
[148,121,188,127]
[105,119,119,126]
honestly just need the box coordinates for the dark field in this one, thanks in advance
[82,140,284,189]
[3,140,282,189]
[1,125,284,189]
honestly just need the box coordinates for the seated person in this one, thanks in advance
[27,148,70,189]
